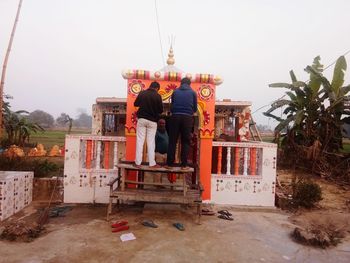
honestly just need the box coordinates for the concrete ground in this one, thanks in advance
[0,203,350,263]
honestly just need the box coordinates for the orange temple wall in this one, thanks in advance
[124,77,217,200]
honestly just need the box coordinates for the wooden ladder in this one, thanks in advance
[249,116,262,141]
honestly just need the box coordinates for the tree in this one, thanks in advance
[305,56,350,151]
[2,105,44,146]
[264,56,350,153]
[56,113,70,126]
[74,112,92,128]
[56,113,73,134]
[28,110,54,128]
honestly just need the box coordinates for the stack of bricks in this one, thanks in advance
[0,171,34,221]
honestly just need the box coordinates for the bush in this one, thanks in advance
[32,159,59,177]
[0,156,61,178]
[293,180,322,208]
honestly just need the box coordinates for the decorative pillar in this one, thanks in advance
[217,146,222,175]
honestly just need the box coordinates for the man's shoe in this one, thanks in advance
[163,165,173,170]
[149,164,162,169]
[133,163,142,168]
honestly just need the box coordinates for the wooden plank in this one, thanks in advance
[112,188,201,198]
[108,167,202,223]
[121,168,125,191]
[112,189,201,203]
[117,163,194,173]
[124,179,184,188]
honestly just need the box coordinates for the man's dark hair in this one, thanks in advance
[181,77,191,85]
[149,81,160,90]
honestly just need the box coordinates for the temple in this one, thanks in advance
[63,47,277,207]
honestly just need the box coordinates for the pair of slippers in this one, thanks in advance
[201,208,215,216]
[142,219,185,231]
[111,220,130,232]
[218,210,234,221]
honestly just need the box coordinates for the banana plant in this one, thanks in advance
[305,56,350,151]
[264,56,350,152]
[2,102,44,146]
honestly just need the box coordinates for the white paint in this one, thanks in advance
[0,171,33,221]
[226,146,231,175]
[210,145,276,206]
[96,141,101,169]
[243,148,248,176]
[64,135,126,203]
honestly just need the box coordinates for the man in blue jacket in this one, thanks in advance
[166,77,197,170]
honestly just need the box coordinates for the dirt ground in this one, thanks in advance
[278,170,350,237]
[1,170,350,263]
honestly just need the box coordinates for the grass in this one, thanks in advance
[340,138,350,154]
[261,136,275,143]
[29,128,91,149]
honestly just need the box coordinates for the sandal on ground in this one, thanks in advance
[218,214,234,221]
[218,210,232,217]
[173,222,185,231]
[111,225,129,232]
[111,220,128,228]
[141,219,158,228]
[201,209,215,216]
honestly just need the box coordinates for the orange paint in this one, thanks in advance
[86,140,92,169]
[104,141,110,169]
[217,146,222,175]
[234,147,240,175]
[124,77,217,200]
[250,148,256,175]
[200,139,213,200]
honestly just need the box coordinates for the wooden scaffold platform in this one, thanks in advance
[107,161,203,223]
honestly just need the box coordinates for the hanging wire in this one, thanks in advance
[169,34,176,48]
[154,0,165,67]
[323,49,350,71]
[252,95,286,114]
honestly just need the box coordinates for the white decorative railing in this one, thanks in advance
[211,141,278,206]
[75,135,126,172]
[64,135,126,203]
[212,141,277,177]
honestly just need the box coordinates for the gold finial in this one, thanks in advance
[166,46,175,65]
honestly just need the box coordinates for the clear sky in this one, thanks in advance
[1,0,350,126]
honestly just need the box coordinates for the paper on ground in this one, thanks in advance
[120,232,136,242]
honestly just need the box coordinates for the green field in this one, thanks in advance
[29,129,91,149]
[261,136,274,143]
[341,138,350,153]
